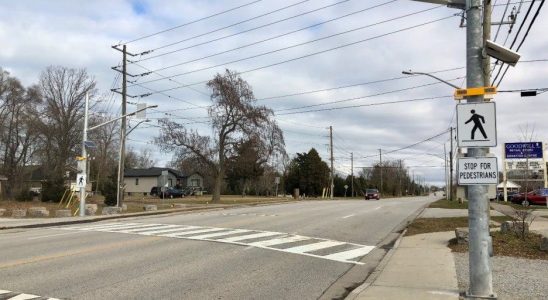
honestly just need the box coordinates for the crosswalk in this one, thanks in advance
[0,289,59,300]
[61,222,375,265]
[198,212,278,217]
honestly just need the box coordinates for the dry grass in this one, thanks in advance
[405,216,513,236]
[449,231,548,260]
[428,198,468,209]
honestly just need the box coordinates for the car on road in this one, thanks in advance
[159,187,185,199]
[365,189,380,200]
[510,189,548,206]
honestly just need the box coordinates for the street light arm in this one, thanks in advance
[87,105,158,131]
[402,70,461,89]
[126,119,151,136]
[409,0,465,9]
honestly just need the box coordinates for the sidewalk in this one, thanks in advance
[348,231,460,300]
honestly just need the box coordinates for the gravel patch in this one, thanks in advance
[453,253,548,299]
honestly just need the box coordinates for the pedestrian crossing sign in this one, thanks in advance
[456,102,497,147]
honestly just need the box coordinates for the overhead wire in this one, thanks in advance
[134,14,459,97]
[142,0,315,53]
[362,129,450,159]
[121,0,265,45]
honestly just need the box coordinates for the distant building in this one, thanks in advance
[124,167,203,195]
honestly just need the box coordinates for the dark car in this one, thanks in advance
[511,189,548,206]
[159,187,184,199]
[496,191,518,201]
[365,189,380,200]
[150,186,160,196]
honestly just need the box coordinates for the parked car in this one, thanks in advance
[496,191,518,201]
[159,187,184,199]
[365,189,380,200]
[510,189,548,206]
[150,186,160,196]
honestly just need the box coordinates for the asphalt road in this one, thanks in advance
[0,195,436,300]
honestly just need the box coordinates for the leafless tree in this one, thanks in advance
[88,114,119,192]
[35,66,96,180]
[156,69,285,202]
[0,69,42,197]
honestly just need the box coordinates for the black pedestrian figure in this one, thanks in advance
[79,176,84,186]
[465,109,487,140]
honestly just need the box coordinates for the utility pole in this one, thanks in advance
[467,0,494,297]
[379,149,383,194]
[444,143,449,200]
[450,127,454,201]
[79,93,89,217]
[116,45,128,208]
[329,126,334,199]
[351,152,354,198]
[398,160,402,196]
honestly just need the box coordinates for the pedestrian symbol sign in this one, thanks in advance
[457,102,497,147]
[76,174,86,188]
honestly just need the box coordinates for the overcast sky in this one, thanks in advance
[1,0,547,187]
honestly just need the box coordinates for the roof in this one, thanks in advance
[497,181,521,189]
[124,167,185,178]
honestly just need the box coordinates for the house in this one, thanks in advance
[496,180,521,193]
[124,167,203,195]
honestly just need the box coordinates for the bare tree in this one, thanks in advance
[88,114,119,192]
[124,147,156,169]
[156,69,285,202]
[0,69,41,197]
[35,66,96,180]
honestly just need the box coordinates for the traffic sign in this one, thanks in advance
[76,174,87,188]
[454,86,497,100]
[505,142,543,159]
[457,157,498,185]
[457,102,497,147]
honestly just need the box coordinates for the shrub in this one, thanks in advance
[41,177,66,202]
[15,188,34,201]
[100,179,117,206]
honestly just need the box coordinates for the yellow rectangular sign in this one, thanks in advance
[454,86,497,100]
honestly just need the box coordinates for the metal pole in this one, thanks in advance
[79,92,89,217]
[379,149,383,194]
[351,152,354,198]
[116,45,127,207]
[503,145,508,202]
[329,126,334,199]
[450,127,454,201]
[444,143,448,200]
[466,0,494,297]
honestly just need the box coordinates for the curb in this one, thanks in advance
[0,199,298,230]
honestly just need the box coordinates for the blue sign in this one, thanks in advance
[505,142,543,159]
[540,189,548,197]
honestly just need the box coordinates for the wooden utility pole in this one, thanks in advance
[116,45,128,207]
[379,149,383,194]
[449,127,454,201]
[351,152,354,197]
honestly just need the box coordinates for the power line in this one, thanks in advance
[494,0,545,87]
[362,129,450,159]
[143,0,315,53]
[132,5,439,86]
[275,77,464,112]
[134,14,458,97]
[277,95,453,116]
[122,0,265,45]
[137,0,401,70]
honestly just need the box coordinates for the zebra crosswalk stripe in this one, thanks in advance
[0,289,61,300]
[61,223,375,264]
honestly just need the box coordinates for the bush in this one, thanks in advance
[15,188,34,201]
[41,177,66,202]
[100,179,117,206]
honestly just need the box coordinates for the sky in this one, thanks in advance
[1,0,547,187]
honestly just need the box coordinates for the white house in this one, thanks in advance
[124,167,203,195]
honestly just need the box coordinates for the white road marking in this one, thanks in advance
[342,214,355,219]
[138,226,201,236]
[248,235,310,247]
[0,290,11,294]
[323,246,375,261]
[374,206,381,210]
[284,241,346,253]
[187,229,250,239]
[161,228,226,237]
[218,231,282,242]
[61,223,375,264]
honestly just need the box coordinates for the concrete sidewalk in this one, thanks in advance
[348,231,460,300]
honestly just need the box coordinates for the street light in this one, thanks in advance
[402,70,461,89]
